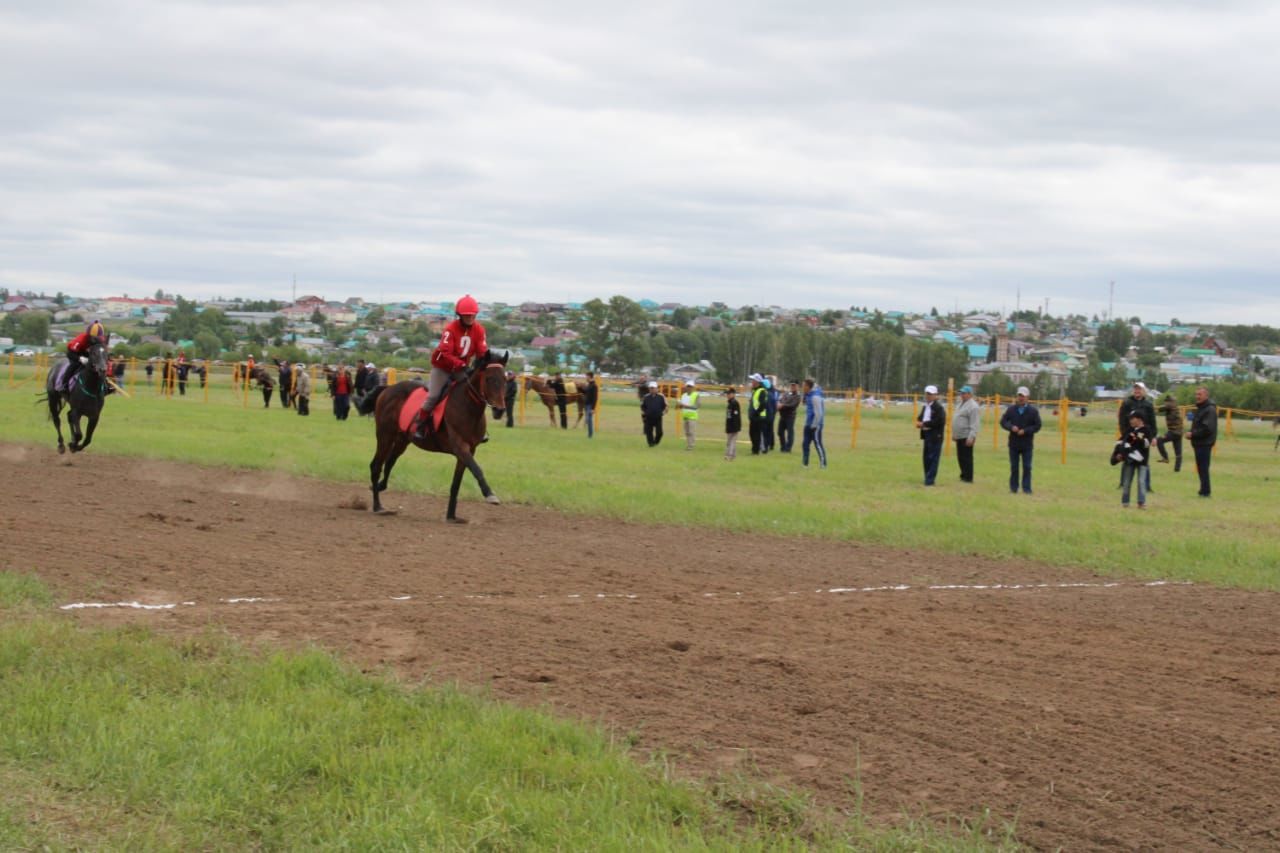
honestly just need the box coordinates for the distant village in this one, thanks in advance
[4,289,1280,398]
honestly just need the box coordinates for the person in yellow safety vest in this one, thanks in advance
[747,373,768,454]
[677,379,700,450]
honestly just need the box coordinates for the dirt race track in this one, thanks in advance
[3,444,1278,851]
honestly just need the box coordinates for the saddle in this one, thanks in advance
[399,386,450,434]
[52,362,74,394]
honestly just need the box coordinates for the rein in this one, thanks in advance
[462,363,505,407]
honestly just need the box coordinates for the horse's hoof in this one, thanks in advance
[446,516,468,524]
[57,445,66,455]
[374,508,398,516]
[485,494,501,505]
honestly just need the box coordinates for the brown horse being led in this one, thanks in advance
[523,375,585,428]
[365,350,509,522]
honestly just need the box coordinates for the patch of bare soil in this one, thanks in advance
[3,447,1278,850]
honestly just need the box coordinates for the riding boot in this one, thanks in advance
[412,400,436,441]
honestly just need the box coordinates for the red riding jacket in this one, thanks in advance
[430,319,488,373]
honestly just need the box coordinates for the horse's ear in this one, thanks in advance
[499,350,509,366]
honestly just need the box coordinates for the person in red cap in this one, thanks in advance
[414,295,488,439]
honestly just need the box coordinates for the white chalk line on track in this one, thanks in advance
[59,580,1192,611]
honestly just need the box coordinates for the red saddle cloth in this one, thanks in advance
[399,387,448,434]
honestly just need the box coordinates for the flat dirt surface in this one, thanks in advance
[3,444,1278,851]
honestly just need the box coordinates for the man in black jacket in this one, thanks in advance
[915,384,947,486]
[1000,386,1042,494]
[640,381,667,446]
[1188,386,1217,497]
[548,372,568,429]
[503,371,517,427]
[583,371,599,438]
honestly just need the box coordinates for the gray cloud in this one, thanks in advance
[1,1,1278,323]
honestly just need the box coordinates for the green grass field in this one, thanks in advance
[4,367,1277,589]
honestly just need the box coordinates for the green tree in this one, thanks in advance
[573,296,652,372]
[194,331,222,359]
[1095,320,1132,356]
[16,312,51,345]
[976,369,1016,397]
[669,306,693,329]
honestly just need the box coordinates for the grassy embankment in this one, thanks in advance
[3,367,1277,588]
[0,573,1016,850]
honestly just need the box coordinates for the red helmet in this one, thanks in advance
[455,294,479,316]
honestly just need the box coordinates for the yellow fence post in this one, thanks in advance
[1060,394,1068,464]
[385,367,397,384]
[944,379,955,456]
[992,393,1000,449]
[851,387,863,449]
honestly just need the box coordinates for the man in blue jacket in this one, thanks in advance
[915,384,946,486]
[1000,386,1042,494]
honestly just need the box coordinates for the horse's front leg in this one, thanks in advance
[78,412,100,452]
[456,443,498,504]
[68,410,84,452]
[445,457,468,522]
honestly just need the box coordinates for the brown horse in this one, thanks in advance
[365,350,509,522]
[523,375,585,428]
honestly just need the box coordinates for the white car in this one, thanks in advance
[12,348,34,357]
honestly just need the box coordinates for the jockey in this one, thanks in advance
[65,319,109,386]
[413,294,488,440]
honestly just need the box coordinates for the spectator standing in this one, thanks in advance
[777,381,800,452]
[111,356,126,390]
[1118,381,1157,493]
[677,380,700,450]
[278,360,293,408]
[802,378,826,468]
[175,352,189,396]
[294,364,312,416]
[1118,411,1152,509]
[503,371,517,427]
[1188,386,1217,498]
[333,363,353,420]
[548,371,569,429]
[353,360,368,398]
[724,386,741,460]
[640,380,667,446]
[952,384,981,483]
[145,360,154,385]
[762,377,779,452]
[1155,393,1184,472]
[1000,386,1042,494]
[915,384,947,486]
[583,371,599,438]
[747,373,768,455]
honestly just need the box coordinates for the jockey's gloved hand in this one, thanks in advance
[451,370,466,382]
[79,356,89,365]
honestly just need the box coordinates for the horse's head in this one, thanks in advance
[86,343,109,377]
[471,350,509,410]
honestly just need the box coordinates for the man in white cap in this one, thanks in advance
[999,386,1042,494]
[293,363,312,416]
[677,379,700,450]
[747,373,768,454]
[915,384,947,486]
[639,380,667,447]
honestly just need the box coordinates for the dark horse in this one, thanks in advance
[364,350,509,522]
[44,343,109,454]
[523,375,586,428]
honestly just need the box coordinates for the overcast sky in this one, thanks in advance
[3,1,1279,324]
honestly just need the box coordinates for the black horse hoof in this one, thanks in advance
[446,516,468,525]
[57,445,66,455]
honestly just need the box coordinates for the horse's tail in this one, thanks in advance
[357,385,387,416]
